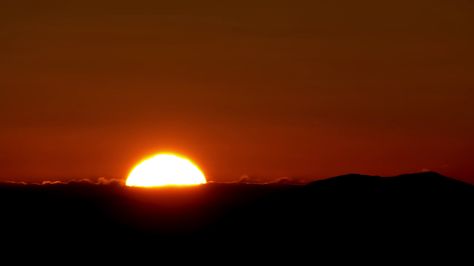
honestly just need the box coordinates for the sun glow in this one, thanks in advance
[126,153,207,187]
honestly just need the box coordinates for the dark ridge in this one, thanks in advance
[308,173,382,187]
[387,171,472,187]
[0,172,472,255]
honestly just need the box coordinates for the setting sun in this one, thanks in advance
[126,153,207,187]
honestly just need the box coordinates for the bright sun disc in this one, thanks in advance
[126,153,207,187]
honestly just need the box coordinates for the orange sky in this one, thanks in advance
[1,0,473,182]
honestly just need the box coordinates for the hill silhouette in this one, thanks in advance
[0,172,472,255]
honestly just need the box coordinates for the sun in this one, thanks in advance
[126,153,207,187]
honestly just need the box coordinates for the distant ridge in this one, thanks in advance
[0,171,472,255]
[1,171,470,187]
[307,171,473,190]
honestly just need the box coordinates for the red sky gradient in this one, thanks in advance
[1,0,473,183]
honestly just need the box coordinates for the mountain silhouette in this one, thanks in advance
[0,172,472,256]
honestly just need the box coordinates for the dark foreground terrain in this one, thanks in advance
[1,172,473,257]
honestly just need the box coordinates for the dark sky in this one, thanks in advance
[1,0,473,182]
